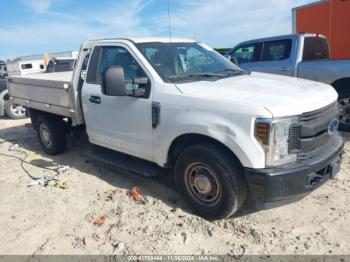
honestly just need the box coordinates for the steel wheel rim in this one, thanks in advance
[39,123,52,148]
[10,104,26,117]
[339,98,350,126]
[184,162,222,207]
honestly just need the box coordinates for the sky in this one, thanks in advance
[0,0,317,60]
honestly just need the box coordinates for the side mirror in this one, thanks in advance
[102,66,126,96]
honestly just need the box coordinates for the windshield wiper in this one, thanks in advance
[215,68,251,75]
[190,73,228,77]
[167,72,227,81]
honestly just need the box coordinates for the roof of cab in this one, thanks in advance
[232,33,327,48]
[128,37,196,43]
[83,37,197,48]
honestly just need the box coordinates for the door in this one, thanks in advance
[228,42,262,71]
[81,44,154,161]
[254,39,294,76]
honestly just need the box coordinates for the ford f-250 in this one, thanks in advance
[225,33,350,131]
[7,37,344,219]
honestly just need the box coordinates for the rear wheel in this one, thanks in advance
[5,100,27,119]
[338,89,350,132]
[36,115,67,155]
[175,143,247,220]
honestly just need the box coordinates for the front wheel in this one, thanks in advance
[36,115,67,155]
[175,143,247,220]
[5,100,27,119]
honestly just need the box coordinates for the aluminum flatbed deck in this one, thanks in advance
[8,71,75,119]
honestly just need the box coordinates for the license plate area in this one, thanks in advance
[306,153,343,186]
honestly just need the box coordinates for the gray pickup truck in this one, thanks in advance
[226,33,350,131]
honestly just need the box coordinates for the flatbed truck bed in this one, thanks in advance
[8,71,75,119]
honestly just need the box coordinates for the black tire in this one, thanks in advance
[338,88,350,132]
[175,143,247,220]
[36,115,67,155]
[5,100,27,119]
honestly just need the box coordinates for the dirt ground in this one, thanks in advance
[0,118,349,256]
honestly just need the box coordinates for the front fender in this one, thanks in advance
[153,108,267,169]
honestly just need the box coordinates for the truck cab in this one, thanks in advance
[225,34,330,77]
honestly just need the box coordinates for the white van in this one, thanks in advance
[6,59,46,76]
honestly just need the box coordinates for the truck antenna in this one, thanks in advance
[167,0,172,42]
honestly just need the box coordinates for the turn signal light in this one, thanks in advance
[255,122,269,145]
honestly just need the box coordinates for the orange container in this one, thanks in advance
[293,0,350,59]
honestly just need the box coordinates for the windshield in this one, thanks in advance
[136,42,244,83]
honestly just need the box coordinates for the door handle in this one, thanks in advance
[280,67,291,72]
[89,95,101,104]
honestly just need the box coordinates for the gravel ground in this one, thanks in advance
[0,118,349,256]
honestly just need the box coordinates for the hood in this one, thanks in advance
[175,72,338,118]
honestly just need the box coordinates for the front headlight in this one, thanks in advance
[255,117,298,167]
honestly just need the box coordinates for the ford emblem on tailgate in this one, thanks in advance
[328,118,339,135]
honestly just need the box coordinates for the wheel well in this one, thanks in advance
[332,78,350,93]
[166,133,242,168]
[28,109,68,130]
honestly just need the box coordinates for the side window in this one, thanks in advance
[261,40,292,61]
[96,46,146,84]
[86,46,149,97]
[21,63,33,70]
[230,43,262,64]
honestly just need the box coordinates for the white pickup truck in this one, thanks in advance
[8,38,344,219]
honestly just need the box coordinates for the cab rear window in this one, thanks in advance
[303,37,330,61]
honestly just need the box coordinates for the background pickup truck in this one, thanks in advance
[225,33,350,131]
[7,37,344,220]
